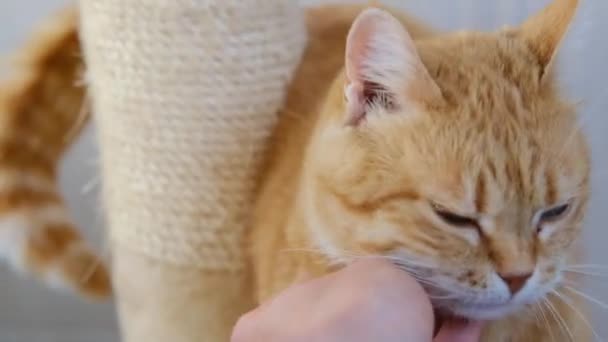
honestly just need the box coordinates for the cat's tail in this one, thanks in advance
[0,7,111,299]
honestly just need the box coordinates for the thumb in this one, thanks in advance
[434,319,484,342]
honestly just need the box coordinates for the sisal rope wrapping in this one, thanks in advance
[79,0,306,269]
[78,0,306,340]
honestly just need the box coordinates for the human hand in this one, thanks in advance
[231,259,483,342]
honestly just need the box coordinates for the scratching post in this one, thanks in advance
[78,0,306,340]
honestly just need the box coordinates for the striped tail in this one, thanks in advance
[0,6,111,299]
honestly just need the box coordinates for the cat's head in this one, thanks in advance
[304,0,588,320]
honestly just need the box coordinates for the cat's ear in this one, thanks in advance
[344,8,442,126]
[519,0,579,77]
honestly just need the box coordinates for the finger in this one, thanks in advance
[231,310,262,342]
[434,319,484,342]
[246,272,332,322]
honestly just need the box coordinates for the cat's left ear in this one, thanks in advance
[519,0,579,79]
[344,8,442,126]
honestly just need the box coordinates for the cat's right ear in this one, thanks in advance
[519,0,579,80]
[344,8,442,126]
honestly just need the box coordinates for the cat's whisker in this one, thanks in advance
[64,88,91,143]
[281,108,307,123]
[78,255,103,285]
[279,247,329,256]
[556,124,584,162]
[536,301,556,342]
[545,296,575,342]
[397,259,437,270]
[531,305,542,336]
[81,175,100,195]
[567,264,608,270]
[563,285,608,311]
[551,289,604,342]
[401,278,466,299]
[390,257,437,272]
[391,263,457,294]
[397,271,438,288]
[278,248,438,280]
[427,293,459,300]
[280,246,360,262]
[563,269,608,279]
[391,262,444,284]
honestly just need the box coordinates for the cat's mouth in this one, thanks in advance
[422,282,543,321]
[433,297,529,321]
[432,309,479,337]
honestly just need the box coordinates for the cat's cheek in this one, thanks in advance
[538,222,559,242]
[457,228,480,247]
[539,225,580,257]
[352,222,403,248]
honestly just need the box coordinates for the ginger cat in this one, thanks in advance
[249,1,592,341]
[0,1,593,339]
[0,8,110,298]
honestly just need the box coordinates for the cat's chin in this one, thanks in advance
[432,296,533,321]
[430,284,552,321]
[446,302,522,320]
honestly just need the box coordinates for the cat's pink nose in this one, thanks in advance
[499,272,532,295]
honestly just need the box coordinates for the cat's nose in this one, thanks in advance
[498,272,532,295]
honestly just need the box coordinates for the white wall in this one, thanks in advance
[1,1,607,341]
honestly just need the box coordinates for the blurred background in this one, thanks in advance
[1,0,606,341]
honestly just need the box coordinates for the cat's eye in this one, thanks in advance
[539,203,571,223]
[431,204,479,228]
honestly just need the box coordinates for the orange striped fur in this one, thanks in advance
[0,7,110,299]
[249,1,592,341]
[2,2,592,338]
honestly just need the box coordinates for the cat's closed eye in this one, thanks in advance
[540,203,570,221]
[536,202,572,233]
[431,203,479,229]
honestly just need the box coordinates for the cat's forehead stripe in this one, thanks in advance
[474,171,487,213]
[544,169,558,205]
